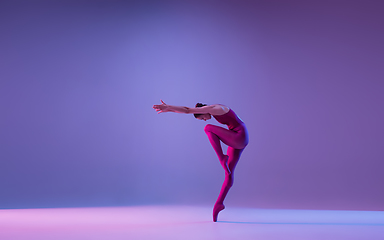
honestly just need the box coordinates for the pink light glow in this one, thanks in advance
[1,206,383,240]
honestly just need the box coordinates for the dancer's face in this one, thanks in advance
[197,114,211,121]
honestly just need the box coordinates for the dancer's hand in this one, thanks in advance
[153,100,170,114]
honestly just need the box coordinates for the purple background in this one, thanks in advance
[1,0,383,210]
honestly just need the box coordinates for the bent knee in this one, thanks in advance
[204,124,215,133]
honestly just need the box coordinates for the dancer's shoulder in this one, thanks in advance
[210,104,230,116]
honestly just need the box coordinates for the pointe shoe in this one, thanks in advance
[213,203,225,222]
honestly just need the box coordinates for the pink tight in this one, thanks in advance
[204,124,248,222]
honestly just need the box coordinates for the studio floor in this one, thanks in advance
[0,205,383,240]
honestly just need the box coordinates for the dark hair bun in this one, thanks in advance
[195,103,207,108]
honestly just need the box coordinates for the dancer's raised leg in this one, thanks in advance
[204,125,230,174]
[204,124,247,174]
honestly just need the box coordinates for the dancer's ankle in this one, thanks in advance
[215,202,224,207]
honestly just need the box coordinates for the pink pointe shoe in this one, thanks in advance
[213,203,225,222]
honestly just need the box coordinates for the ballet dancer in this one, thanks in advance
[153,100,249,222]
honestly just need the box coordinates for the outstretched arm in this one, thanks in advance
[153,100,228,115]
[153,100,189,114]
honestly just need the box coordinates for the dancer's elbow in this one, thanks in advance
[183,107,191,113]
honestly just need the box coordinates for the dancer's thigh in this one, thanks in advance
[204,124,246,149]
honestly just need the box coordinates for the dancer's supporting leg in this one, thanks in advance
[213,147,243,222]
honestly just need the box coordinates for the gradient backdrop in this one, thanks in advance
[1,0,383,210]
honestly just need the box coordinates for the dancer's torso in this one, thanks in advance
[213,109,245,130]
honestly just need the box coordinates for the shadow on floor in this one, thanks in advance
[218,221,384,226]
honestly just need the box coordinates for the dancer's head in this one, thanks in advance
[194,103,211,121]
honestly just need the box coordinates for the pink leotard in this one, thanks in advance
[212,109,248,149]
[213,109,244,130]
